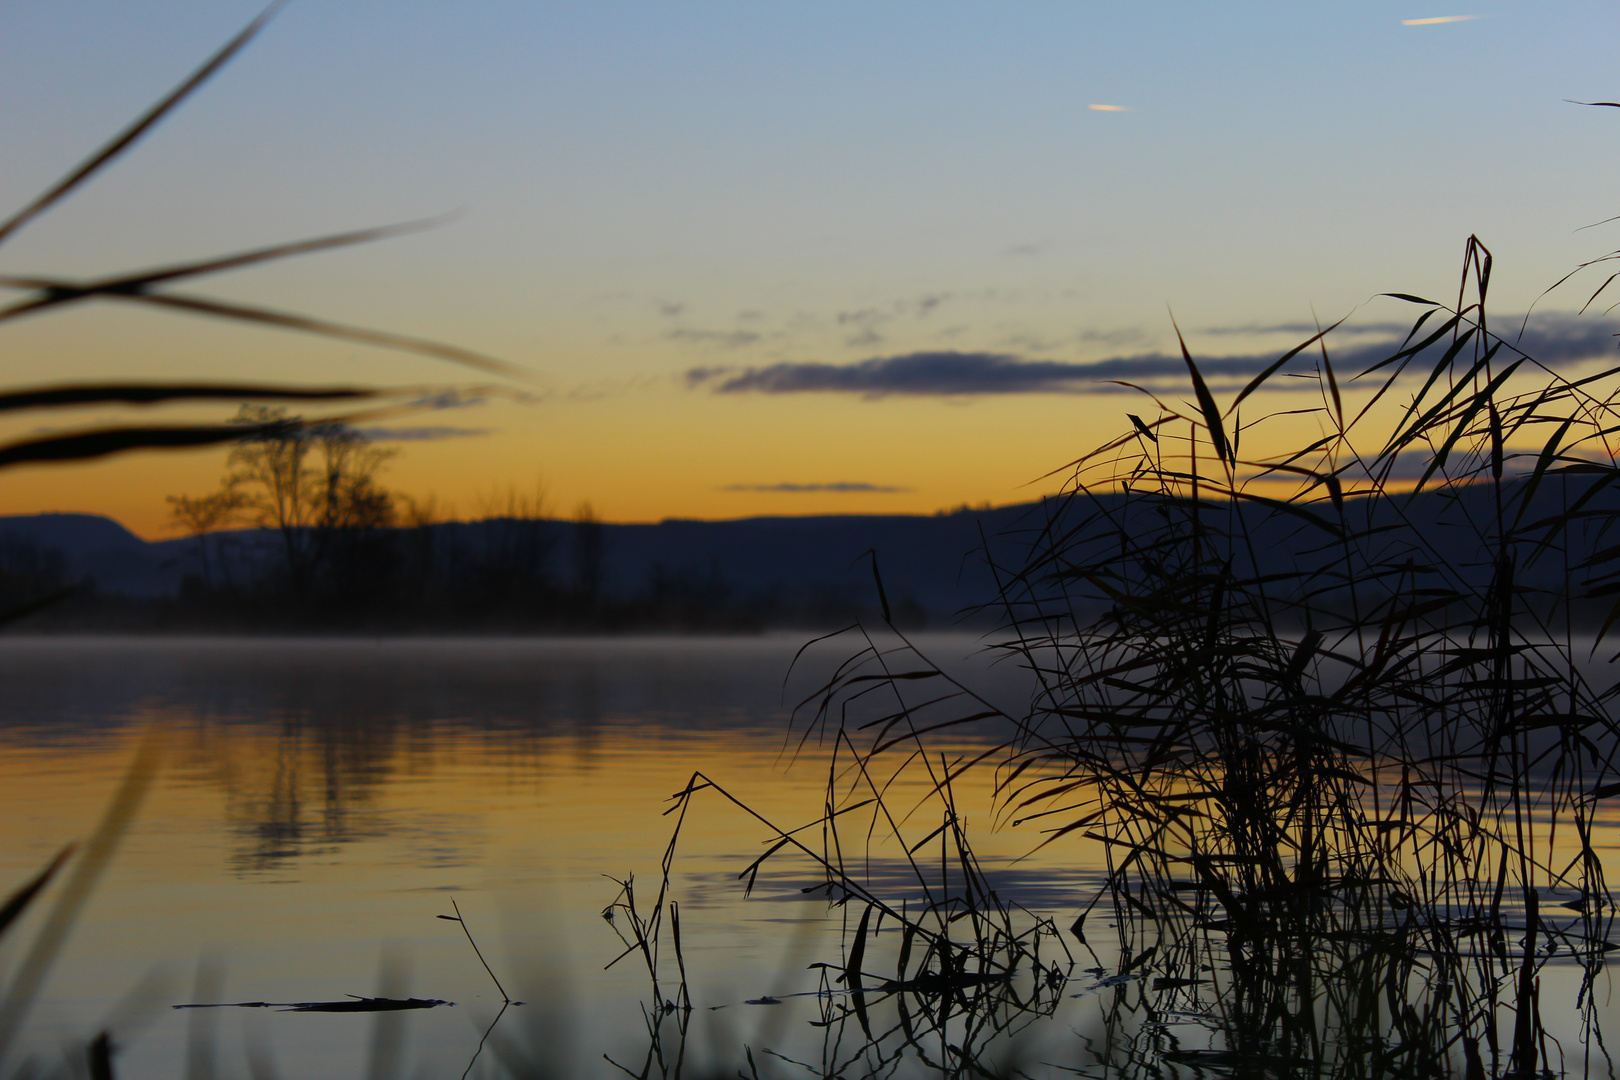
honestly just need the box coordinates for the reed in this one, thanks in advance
[761,235,1620,1077]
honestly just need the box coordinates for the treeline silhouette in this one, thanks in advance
[5,524,853,634]
[129,407,796,631]
[0,516,909,634]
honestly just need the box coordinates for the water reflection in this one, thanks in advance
[4,636,1613,1077]
[0,635,1057,1077]
[0,637,871,875]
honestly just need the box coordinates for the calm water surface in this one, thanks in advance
[5,635,1620,1078]
[0,635,1080,1078]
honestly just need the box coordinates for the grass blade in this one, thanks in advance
[0,2,285,249]
[0,729,164,1058]
[0,847,74,941]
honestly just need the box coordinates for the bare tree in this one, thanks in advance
[308,422,396,532]
[224,405,395,594]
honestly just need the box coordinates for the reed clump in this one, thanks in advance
[583,244,1620,1078]
[694,236,1620,1078]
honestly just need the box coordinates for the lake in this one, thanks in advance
[0,635,1091,1078]
[1,635,1617,1079]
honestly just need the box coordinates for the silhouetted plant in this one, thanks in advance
[751,233,1620,1078]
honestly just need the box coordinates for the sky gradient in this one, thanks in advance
[2,1,1619,535]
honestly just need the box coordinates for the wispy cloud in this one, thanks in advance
[1088,104,1131,112]
[406,385,544,410]
[722,482,912,493]
[687,350,1297,397]
[1202,321,1410,338]
[668,327,763,349]
[409,387,487,410]
[686,315,1617,399]
[358,425,490,442]
[1401,15,1483,25]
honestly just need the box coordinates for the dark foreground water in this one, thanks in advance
[1,636,1618,1079]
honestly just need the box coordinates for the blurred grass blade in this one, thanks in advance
[88,1031,115,1080]
[0,728,165,1057]
[0,422,291,469]
[0,219,448,324]
[133,293,518,376]
[0,383,371,415]
[0,2,286,249]
[0,847,74,941]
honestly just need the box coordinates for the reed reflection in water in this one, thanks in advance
[4,635,1620,1077]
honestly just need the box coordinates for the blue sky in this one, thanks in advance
[2,2,1618,532]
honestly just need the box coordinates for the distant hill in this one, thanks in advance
[6,477,1619,630]
[0,513,167,597]
[0,506,1049,624]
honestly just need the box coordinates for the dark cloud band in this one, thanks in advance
[686,316,1617,399]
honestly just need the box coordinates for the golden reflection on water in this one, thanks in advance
[0,635,1070,1077]
[7,636,1620,1077]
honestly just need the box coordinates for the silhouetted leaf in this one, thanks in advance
[1173,321,1231,464]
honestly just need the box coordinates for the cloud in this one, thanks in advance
[686,349,1286,397]
[838,308,888,348]
[1089,104,1131,112]
[689,352,1092,396]
[668,327,763,349]
[408,387,487,411]
[1202,321,1411,338]
[722,482,912,493]
[1402,15,1482,25]
[685,315,1617,399]
[357,425,490,442]
[1078,327,1148,347]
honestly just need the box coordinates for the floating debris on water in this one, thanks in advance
[174,996,452,1012]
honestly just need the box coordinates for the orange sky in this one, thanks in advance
[3,4,1617,538]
